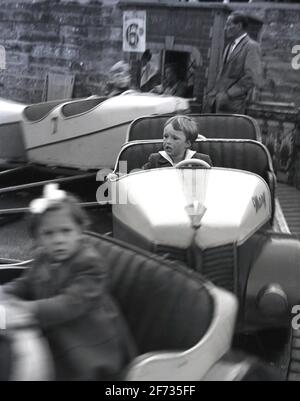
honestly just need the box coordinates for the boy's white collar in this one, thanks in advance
[159,149,196,166]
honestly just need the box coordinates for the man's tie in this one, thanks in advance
[223,41,234,64]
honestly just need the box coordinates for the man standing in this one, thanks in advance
[203,12,262,114]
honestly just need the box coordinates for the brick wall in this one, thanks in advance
[0,0,123,103]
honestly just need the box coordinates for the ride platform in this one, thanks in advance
[277,183,300,238]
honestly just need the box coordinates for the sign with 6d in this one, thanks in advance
[123,11,146,53]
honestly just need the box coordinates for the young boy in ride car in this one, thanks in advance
[142,115,212,169]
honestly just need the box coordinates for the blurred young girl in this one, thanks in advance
[143,115,212,169]
[106,61,132,98]
[2,184,136,380]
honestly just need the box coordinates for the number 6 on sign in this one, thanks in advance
[123,11,146,53]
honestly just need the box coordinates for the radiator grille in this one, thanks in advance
[202,244,236,293]
[154,243,236,293]
[155,244,188,264]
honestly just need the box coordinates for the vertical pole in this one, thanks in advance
[205,10,226,95]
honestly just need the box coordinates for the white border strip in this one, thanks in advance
[274,198,290,234]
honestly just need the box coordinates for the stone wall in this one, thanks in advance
[0,0,123,103]
[260,7,300,107]
[230,2,300,109]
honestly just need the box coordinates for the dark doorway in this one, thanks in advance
[164,50,194,97]
[164,51,189,81]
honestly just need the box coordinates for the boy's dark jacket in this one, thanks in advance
[143,152,212,169]
[4,238,136,380]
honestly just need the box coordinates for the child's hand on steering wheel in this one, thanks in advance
[2,297,36,329]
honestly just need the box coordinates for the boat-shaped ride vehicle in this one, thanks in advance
[107,137,300,380]
[0,93,189,170]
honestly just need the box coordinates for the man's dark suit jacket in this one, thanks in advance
[203,34,262,114]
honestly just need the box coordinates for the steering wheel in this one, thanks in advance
[176,159,211,169]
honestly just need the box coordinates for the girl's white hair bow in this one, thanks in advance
[29,183,66,214]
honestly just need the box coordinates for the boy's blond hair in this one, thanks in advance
[164,115,200,143]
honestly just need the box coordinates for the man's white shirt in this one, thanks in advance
[229,33,247,54]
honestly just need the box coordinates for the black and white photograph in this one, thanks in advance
[0,0,299,384]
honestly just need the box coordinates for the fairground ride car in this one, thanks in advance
[108,138,300,380]
[0,93,189,171]
[0,233,277,381]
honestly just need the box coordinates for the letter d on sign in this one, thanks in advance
[0,305,6,329]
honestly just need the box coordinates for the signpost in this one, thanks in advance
[123,10,146,53]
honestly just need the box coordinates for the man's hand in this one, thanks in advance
[215,92,230,110]
[150,84,163,94]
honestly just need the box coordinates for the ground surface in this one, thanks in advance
[277,183,300,238]
[0,190,112,260]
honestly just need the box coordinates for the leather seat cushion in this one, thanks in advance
[93,235,214,354]
[118,140,271,183]
[128,114,259,141]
